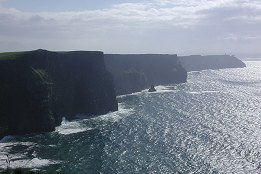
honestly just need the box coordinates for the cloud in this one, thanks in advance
[0,0,260,55]
[220,33,261,41]
[1,0,260,28]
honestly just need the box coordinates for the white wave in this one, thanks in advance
[0,141,49,169]
[155,85,171,90]
[55,121,92,135]
[61,117,68,125]
[55,103,133,135]
[0,157,58,169]
[92,103,134,122]
[117,90,146,98]
[30,158,56,167]
[155,85,175,93]
[188,71,202,74]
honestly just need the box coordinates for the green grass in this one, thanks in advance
[0,52,28,61]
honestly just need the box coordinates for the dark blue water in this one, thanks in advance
[1,61,261,173]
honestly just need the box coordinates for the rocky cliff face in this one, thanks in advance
[104,54,187,95]
[0,49,118,138]
[179,55,246,71]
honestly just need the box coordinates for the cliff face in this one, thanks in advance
[0,50,118,138]
[179,55,246,72]
[104,54,187,95]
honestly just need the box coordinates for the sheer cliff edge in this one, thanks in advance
[104,54,188,95]
[0,49,118,138]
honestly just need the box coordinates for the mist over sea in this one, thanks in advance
[1,61,261,173]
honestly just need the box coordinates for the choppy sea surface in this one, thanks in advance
[1,61,261,174]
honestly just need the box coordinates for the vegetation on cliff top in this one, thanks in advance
[0,52,28,61]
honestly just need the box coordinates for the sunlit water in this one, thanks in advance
[1,61,261,173]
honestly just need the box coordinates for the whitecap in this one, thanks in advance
[92,103,134,122]
[55,121,92,135]
[61,117,68,125]
[0,141,40,169]
[117,90,146,98]
[1,157,59,169]
[55,103,133,135]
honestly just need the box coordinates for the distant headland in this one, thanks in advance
[178,55,246,71]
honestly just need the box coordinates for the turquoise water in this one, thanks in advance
[1,61,261,173]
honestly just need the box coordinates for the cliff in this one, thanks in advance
[0,49,118,138]
[104,54,187,95]
[178,55,246,71]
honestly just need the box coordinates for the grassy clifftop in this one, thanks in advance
[0,52,28,61]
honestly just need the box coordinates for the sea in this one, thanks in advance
[1,60,261,174]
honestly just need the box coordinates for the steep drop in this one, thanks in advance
[0,49,118,138]
[105,54,187,95]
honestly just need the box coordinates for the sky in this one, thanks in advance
[0,0,260,57]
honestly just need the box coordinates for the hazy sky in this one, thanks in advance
[0,0,260,56]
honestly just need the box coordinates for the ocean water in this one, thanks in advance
[1,61,261,174]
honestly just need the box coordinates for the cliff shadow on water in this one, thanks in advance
[0,49,118,139]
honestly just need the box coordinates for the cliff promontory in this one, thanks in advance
[179,55,246,71]
[0,50,118,138]
[104,54,187,95]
